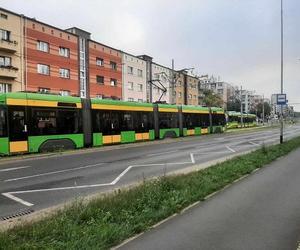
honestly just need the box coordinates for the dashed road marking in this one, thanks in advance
[2,193,34,207]
[4,163,105,182]
[226,145,236,153]
[0,166,32,172]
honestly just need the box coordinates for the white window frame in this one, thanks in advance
[128,82,134,90]
[60,90,70,96]
[0,29,9,40]
[0,56,11,67]
[96,57,104,66]
[110,79,117,86]
[138,84,143,92]
[37,64,50,75]
[38,87,50,94]
[59,47,70,57]
[0,83,12,93]
[137,69,143,77]
[37,41,49,53]
[128,66,133,74]
[59,68,70,79]
[128,97,134,102]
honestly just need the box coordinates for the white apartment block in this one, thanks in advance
[122,52,147,102]
[151,63,172,103]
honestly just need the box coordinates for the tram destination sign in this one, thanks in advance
[276,94,287,105]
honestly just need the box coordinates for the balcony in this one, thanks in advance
[0,39,18,53]
[0,65,18,79]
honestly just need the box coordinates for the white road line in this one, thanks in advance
[4,163,104,182]
[249,141,260,146]
[147,150,179,157]
[0,166,32,172]
[190,153,195,164]
[2,192,34,207]
[226,145,236,153]
[2,154,196,206]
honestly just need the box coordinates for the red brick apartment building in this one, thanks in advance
[88,40,122,99]
[25,18,79,96]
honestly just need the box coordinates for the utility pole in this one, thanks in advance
[172,59,175,103]
[240,85,243,127]
[280,0,284,144]
[262,94,265,126]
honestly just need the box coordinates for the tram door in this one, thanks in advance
[8,106,28,153]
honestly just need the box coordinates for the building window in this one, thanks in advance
[188,94,192,99]
[110,61,117,70]
[137,69,143,77]
[178,92,182,98]
[60,90,70,96]
[138,84,143,92]
[128,82,133,90]
[0,29,10,41]
[128,98,134,102]
[138,99,143,103]
[0,13,7,19]
[127,66,133,74]
[0,56,11,67]
[96,75,104,84]
[59,68,70,78]
[38,87,50,93]
[110,79,117,86]
[218,83,223,87]
[96,58,104,66]
[59,47,70,57]
[194,95,197,99]
[37,41,49,53]
[173,91,176,96]
[96,94,103,99]
[37,64,50,75]
[0,83,11,93]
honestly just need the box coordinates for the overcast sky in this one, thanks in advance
[2,0,300,110]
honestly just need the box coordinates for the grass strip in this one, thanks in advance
[1,136,300,250]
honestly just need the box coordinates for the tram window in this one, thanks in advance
[183,113,201,129]
[159,112,178,129]
[120,112,134,131]
[93,111,111,135]
[0,106,7,137]
[31,108,82,135]
[135,112,154,132]
[110,111,120,134]
[200,114,209,127]
[8,107,26,141]
[212,114,226,126]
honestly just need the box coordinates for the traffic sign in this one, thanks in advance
[276,94,287,105]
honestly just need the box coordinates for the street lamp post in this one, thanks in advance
[280,0,284,144]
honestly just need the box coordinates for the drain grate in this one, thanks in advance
[1,209,34,221]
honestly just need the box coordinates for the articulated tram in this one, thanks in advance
[0,92,226,155]
[226,111,257,129]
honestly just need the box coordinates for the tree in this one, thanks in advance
[255,102,271,118]
[202,89,223,107]
[227,97,241,112]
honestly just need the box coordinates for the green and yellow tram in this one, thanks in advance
[226,111,257,129]
[0,92,226,155]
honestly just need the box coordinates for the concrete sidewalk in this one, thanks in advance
[119,148,300,250]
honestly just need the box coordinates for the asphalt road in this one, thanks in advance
[119,145,300,250]
[1,124,300,221]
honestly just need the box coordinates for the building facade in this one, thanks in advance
[185,73,199,106]
[0,8,24,93]
[88,40,122,99]
[122,52,147,102]
[25,18,79,96]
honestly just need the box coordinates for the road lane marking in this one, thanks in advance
[2,193,34,207]
[2,154,196,206]
[4,163,105,182]
[147,150,179,157]
[0,166,32,172]
[249,141,260,146]
[226,145,236,153]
